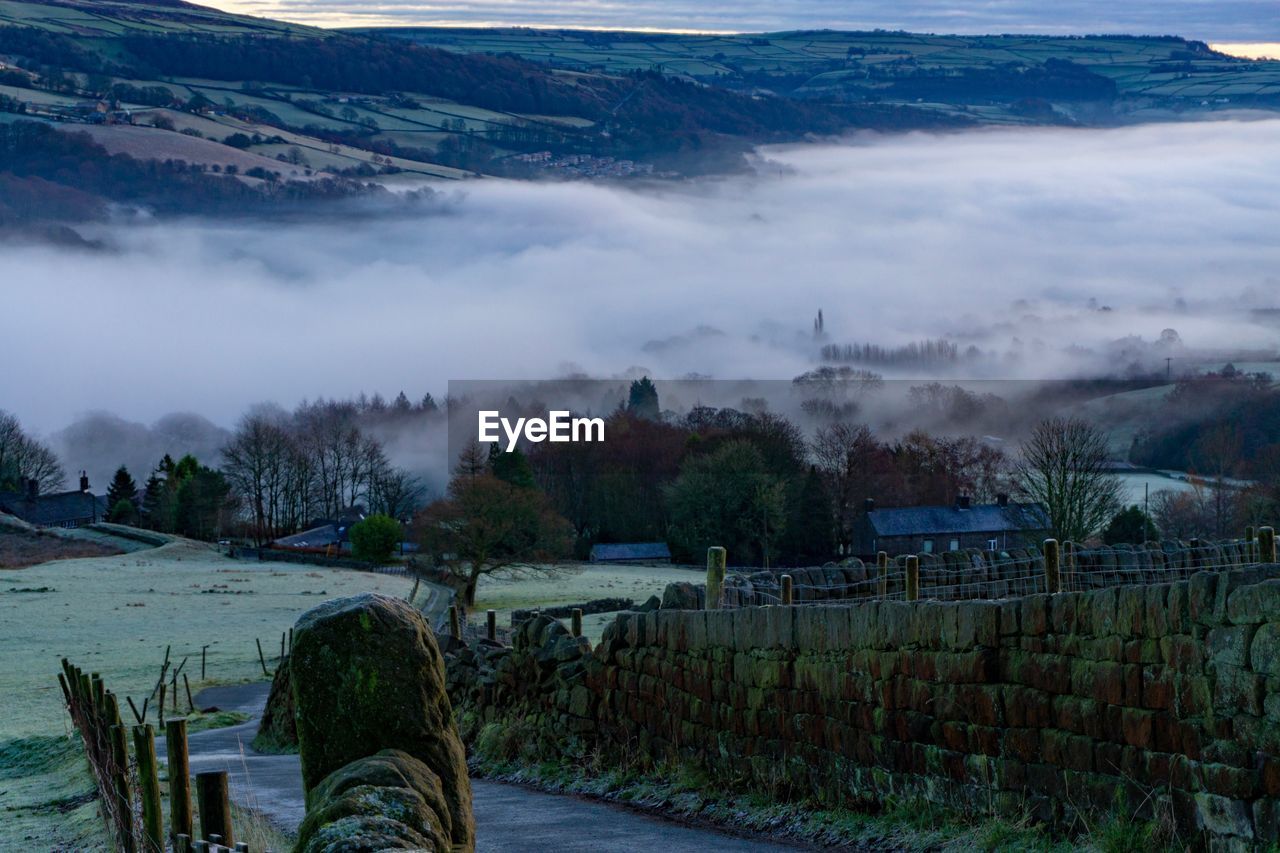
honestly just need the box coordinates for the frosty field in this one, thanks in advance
[0,540,415,741]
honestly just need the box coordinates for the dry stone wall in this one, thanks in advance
[456,565,1280,849]
[682,540,1259,607]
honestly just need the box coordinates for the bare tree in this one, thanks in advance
[1013,417,1123,543]
[0,410,65,493]
[414,472,572,606]
[222,410,295,545]
[812,422,893,552]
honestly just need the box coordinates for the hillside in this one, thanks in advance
[368,28,1280,125]
[0,0,959,218]
[3,2,1279,226]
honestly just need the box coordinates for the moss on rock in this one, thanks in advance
[291,593,474,851]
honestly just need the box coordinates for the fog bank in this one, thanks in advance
[4,119,1280,440]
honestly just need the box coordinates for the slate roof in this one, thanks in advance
[866,503,1048,537]
[589,542,672,562]
[0,490,105,527]
[274,524,343,549]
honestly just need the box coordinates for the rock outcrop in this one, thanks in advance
[290,593,474,852]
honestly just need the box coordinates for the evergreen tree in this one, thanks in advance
[105,466,139,524]
[1103,505,1159,544]
[106,466,138,509]
[782,466,836,565]
[627,377,660,421]
[489,445,536,489]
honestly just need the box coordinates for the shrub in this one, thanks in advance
[348,514,401,563]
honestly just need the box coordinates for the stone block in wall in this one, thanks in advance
[999,600,1020,637]
[1049,594,1077,636]
[1144,584,1171,639]
[1207,624,1258,669]
[912,601,944,648]
[1168,581,1191,633]
[1189,571,1220,626]
[1194,792,1255,840]
[1123,638,1162,665]
[1161,634,1205,674]
[1215,665,1264,716]
[706,609,735,648]
[1228,580,1280,626]
[1115,586,1147,638]
[1254,799,1280,845]
[1021,594,1050,637]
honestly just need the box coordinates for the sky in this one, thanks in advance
[203,0,1280,42]
[5,118,1280,450]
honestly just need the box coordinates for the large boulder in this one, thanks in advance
[290,593,473,851]
[294,750,456,853]
[253,657,297,753]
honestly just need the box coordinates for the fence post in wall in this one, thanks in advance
[449,605,461,640]
[905,555,920,602]
[571,608,583,638]
[706,546,727,609]
[1043,538,1061,595]
[1261,526,1277,564]
[486,609,497,642]
[1189,538,1201,571]
[1246,526,1256,563]
[780,574,793,605]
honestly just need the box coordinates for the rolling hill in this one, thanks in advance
[3,0,1280,228]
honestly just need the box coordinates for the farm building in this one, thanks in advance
[589,542,672,563]
[0,473,106,529]
[852,495,1049,558]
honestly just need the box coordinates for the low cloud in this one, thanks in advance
[4,119,1280,449]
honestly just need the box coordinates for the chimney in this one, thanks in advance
[25,477,38,501]
[864,498,876,513]
[79,470,89,493]
[997,493,1009,508]
[957,495,971,510]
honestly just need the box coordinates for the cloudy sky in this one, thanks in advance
[206,0,1280,41]
[5,118,1280,442]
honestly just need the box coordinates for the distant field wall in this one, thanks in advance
[705,539,1260,606]
[457,563,1280,847]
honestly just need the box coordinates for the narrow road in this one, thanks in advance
[164,683,798,852]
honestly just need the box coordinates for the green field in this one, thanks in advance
[472,562,698,642]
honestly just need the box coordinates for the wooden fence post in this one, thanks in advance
[780,574,793,605]
[132,724,165,852]
[109,723,134,852]
[166,719,194,843]
[486,609,497,642]
[1044,538,1061,594]
[1189,538,1201,571]
[905,556,920,601]
[706,546,727,609]
[255,638,269,677]
[174,835,191,853]
[1246,525,1257,563]
[1261,526,1278,564]
[877,551,889,598]
[571,608,583,638]
[196,771,234,847]
[449,605,461,640]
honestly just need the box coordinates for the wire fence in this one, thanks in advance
[708,532,1276,609]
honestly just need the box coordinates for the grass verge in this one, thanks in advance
[467,716,1185,852]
